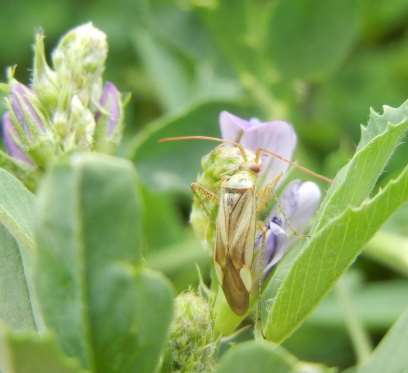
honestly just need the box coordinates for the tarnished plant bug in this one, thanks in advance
[160,135,332,315]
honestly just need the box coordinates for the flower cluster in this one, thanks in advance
[1,23,124,188]
[162,292,216,372]
[191,111,321,282]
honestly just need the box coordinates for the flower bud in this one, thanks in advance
[1,112,31,164]
[32,32,58,111]
[94,82,123,152]
[8,81,46,135]
[52,23,107,106]
[162,292,216,372]
[0,24,124,189]
[68,95,96,150]
[4,80,56,167]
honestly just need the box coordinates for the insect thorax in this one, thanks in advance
[190,145,257,247]
[221,171,256,190]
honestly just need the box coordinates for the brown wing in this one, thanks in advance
[214,187,255,315]
[228,188,256,269]
[222,257,249,315]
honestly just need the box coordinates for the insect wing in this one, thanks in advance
[214,186,256,315]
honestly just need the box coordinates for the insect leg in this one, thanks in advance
[191,182,219,218]
[256,173,282,214]
[191,181,218,201]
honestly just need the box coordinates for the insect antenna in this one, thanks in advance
[159,136,333,184]
[159,135,248,161]
[255,148,333,184]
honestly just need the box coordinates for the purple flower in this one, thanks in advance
[220,111,297,187]
[261,180,321,276]
[10,82,45,134]
[1,112,32,164]
[96,82,122,137]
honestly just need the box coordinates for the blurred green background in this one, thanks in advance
[1,0,408,370]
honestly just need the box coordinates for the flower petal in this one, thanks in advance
[1,112,31,164]
[97,82,121,136]
[219,111,251,143]
[269,180,321,234]
[263,222,288,273]
[253,220,289,279]
[10,82,45,132]
[240,121,297,186]
[261,180,321,276]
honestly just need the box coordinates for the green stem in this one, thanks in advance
[240,72,288,119]
[363,230,408,277]
[336,277,372,365]
[213,289,246,336]
[146,237,209,275]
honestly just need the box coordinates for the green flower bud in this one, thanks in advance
[32,32,58,111]
[52,23,107,107]
[161,292,216,373]
[1,24,124,190]
[68,95,96,150]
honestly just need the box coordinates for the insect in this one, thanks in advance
[160,136,332,315]
[214,170,257,315]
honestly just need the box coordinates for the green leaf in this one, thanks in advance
[0,151,37,191]
[266,0,360,81]
[35,154,174,373]
[0,168,43,331]
[140,186,185,253]
[0,325,86,373]
[359,101,408,149]
[263,163,408,343]
[361,0,408,40]
[0,168,35,252]
[200,1,273,77]
[0,226,35,330]
[315,101,408,231]
[129,100,244,192]
[216,341,333,373]
[133,27,240,114]
[146,235,211,292]
[356,308,408,373]
[309,38,408,144]
[133,28,195,112]
[216,342,295,373]
[0,0,74,61]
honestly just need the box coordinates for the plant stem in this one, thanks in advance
[240,72,288,119]
[363,230,408,277]
[336,276,372,365]
[213,289,245,336]
[146,237,209,275]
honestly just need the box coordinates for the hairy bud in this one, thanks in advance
[161,292,216,373]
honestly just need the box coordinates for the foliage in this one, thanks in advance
[0,1,408,372]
